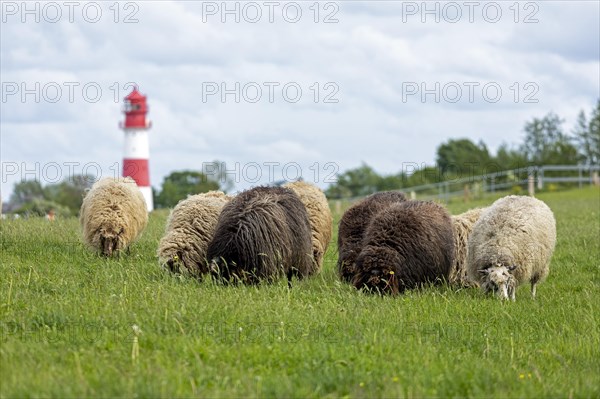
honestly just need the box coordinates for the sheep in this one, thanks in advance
[80,177,148,257]
[351,200,454,295]
[337,191,407,283]
[206,186,314,285]
[283,180,333,273]
[449,207,486,287]
[157,191,230,279]
[466,195,556,301]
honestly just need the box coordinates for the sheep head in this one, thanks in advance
[162,252,188,275]
[479,265,517,300]
[352,246,402,295]
[99,226,124,257]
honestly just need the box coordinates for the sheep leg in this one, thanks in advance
[287,269,293,289]
[531,282,537,299]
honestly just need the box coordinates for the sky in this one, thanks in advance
[1,0,599,198]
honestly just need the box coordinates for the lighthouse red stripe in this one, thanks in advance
[123,158,150,186]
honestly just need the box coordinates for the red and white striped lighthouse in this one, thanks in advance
[120,87,153,211]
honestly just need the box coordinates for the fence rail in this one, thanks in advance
[339,164,600,204]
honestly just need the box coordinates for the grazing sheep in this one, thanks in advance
[207,186,314,285]
[80,177,148,257]
[449,207,486,287]
[283,181,332,273]
[337,191,407,282]
[157,191,230,278]
[352,200,454,295]
[467,195,556,301]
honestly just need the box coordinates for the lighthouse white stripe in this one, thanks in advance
[123,129,150,158]
[138,186,154,212]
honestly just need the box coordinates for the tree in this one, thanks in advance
[575,100,600,165]
[44,174,94,212]
[9,180,45,207]
[155,170,219,208]
[436,138,491,177]
[16,199,72,218]
[202,160,235,193]
[522,112,578,165]
[325,163,383,199]
[494,143,528,170]
[589,100,600,164]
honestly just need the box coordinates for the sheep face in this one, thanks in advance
[99,227,124,257]
[353,246,402,295]
[479,265,517,300]
[162,252,194,277]
[159,241,204,278]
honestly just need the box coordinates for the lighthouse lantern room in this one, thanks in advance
[120,87,153,212]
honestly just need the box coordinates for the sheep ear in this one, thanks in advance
[478,269,489,275]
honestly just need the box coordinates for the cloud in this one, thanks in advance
[1,1,598,200]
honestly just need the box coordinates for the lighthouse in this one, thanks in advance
[120,87,153,212]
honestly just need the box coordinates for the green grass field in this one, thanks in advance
[1,187,599,398]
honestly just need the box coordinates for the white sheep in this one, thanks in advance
[466,195,556,300]
[157,191,230,278]
[80,177,148,256]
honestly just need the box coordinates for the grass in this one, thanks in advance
[1,187,599,398]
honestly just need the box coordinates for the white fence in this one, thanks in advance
[341,164,600,204]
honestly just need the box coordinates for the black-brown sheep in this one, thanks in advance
[206,186,314,285]
[337,191,407,282]
[352,200,455,295]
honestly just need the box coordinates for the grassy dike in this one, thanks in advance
[1,187,598,398]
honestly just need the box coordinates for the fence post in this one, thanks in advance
[579,166,583,189]
[335,200,341,216]
[444,181,449,203]
[463,185,471,203]
[410,191,416,200]
[491,177,495,194]
[528,175,535,197]
[537,167,544,190]
[593,171,600,186]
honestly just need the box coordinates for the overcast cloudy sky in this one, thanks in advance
[1,1,599,197]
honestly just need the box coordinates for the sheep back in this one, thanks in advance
[352,200,454,294]
[206,186,314,284]
[450,207,486,287]
[157,191,231,278]
[80,177,148,256]
[466,195,556,288]
[284,181,333,273]
[337,191,407,282]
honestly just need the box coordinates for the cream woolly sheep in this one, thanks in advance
[449,207,486,287]
[283,181,333,274]
[80,177,148,257]
[157,191,230,278]
[466,195,556,300]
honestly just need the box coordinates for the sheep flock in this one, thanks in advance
[79,177,557,301]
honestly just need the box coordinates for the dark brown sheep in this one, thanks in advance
[352,200,454,295]
[337,191,407,282]
[206,186,314,285]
